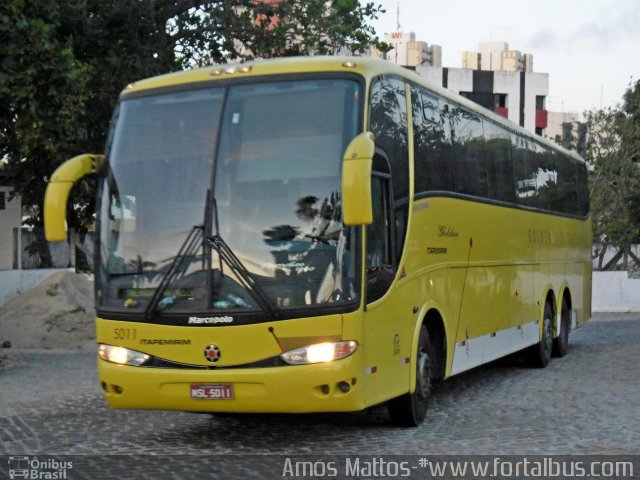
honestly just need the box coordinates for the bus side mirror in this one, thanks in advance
[342,132,374,226]
[44,154,105,242]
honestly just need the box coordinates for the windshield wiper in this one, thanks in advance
[144,225,203,319]
[208,233,278,320]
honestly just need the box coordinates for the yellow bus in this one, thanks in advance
[44,57,591,426]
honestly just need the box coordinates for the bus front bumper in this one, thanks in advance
[98,353,366,413]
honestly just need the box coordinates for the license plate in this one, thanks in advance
[190,383,234,400]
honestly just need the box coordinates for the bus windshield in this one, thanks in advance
[97,78,361,319]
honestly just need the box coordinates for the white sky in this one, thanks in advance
[367,0,640,114]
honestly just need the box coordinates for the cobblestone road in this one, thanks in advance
[1,314,638,477]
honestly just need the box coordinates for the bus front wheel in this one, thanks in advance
[388,326,431,427]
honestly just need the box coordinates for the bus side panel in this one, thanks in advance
[407,196,591,377]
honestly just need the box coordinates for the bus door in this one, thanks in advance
[362,77,413,406]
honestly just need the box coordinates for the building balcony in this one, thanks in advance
[535,109,548,129]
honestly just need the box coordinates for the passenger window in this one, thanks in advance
[411,87,455,194]
[483,121,515,203]
[555,154,579,214]
[513,134,535,204]
[576,162,590,216]
[449,105,487,197]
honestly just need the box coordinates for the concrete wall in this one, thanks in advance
[417,64,443,87]
[592,271,640,312]
[493,70,520,125]
[0,269,66,307]
[20,230,70,269]
[447,68,473,93]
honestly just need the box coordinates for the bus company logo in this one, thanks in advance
[437,225,459,238]
[8,456,72,479]
[204,344,222,363]
[188,316,234,325]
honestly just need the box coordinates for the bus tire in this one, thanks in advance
[552,297,570,357]
[530,301,553,368]
[388,326,431,427]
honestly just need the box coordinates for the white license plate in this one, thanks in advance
[190,383,234,400]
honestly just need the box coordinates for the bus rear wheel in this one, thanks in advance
[553,297,570,357]
[530,301,553,368]
[388,326,431,427]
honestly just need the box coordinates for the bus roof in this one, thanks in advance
[123,56,585,164]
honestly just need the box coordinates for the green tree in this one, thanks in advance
[0,0,386,267]
[0,1,90,266]
[227,0,387,60]
[587,79,640,270]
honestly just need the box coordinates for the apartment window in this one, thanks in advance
[536,95,545,109]
[0,191,5,210]
[495,94,507,108]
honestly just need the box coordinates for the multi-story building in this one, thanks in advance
[371,31,442,68]
[546,111,587,154]
[0,172,21,270]
[463,41,533,72]
[419,41,547,135]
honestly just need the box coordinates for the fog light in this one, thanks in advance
[338,381,350,393]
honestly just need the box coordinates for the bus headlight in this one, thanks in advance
[280,341,358,365]
[98,344,150,366]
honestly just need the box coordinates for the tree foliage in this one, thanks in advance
[586,79,640,269]
[0,0,386,266]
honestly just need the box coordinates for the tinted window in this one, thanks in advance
[370,77,409,263]
[410,88,587,218]
[367,173,393,269]
[449,105,487,197]
[555,153,578,214]
[512,133,533,204]
[520,142,585,215]
[576,162,590,216]
[525,143,556,211]
[369,78,409,201]
[411,87,455,193]
[483,121,515,203]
